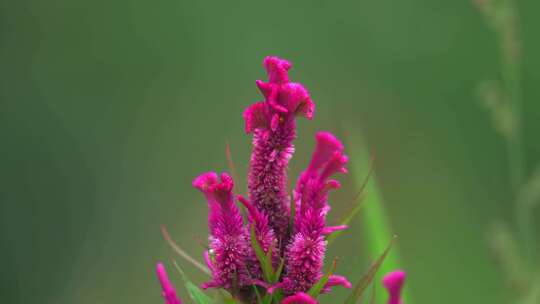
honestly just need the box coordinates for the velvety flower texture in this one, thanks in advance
[193,172,251,290]
[244,56,314,243]
[281,132,350,294]
[154,56,410,303]
[190,56,350,299]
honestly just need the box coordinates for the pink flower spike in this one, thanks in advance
[383,270,406,304]
[156,262,182,304]
[282,292,318,304]
[193,172,250,290]
[246,56,316,245]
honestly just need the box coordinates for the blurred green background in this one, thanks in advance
[2,0,540,303]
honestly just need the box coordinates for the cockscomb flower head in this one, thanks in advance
[281,132,350,295]
[155,56,406,303]
[244,56,315,243]
[193,172,251,290]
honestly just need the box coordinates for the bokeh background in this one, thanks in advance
[2,0,540,303]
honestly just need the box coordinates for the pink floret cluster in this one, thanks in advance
[154,57,407,304]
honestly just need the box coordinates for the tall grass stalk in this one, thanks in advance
[474,0,539,302]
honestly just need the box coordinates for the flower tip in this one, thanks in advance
[382,270,406,290]
[282,292,318,304]
[243,101,270,134]
[264,56,292,84]
[315,131,344,152]
[383,270,406,303]
[192,172,219,191]
[155,262,182,304]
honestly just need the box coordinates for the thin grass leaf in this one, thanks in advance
[328,150,374,246]
[218,291,239,304]
[252,285,264,304]
[344,131,407,303]
[288,192,296,236]
[250,225,274,282]
[307,258,337,298]
[326,192,366,246]
[369,281,376,304]
[344,236,396,304]
[172,260,214,304]
[273,258,285,282]
[225,141,240,192]
[161,225,211,276]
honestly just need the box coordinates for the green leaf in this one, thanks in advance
[289,193,296,236]
[273,258,285,282]
[252,285,264,304]
[218,291,239,304]
[368,281,376,304]
[307,258,337,298]
[326,192,366,246]
[250,225,274,282]
[162,225,211,276]
[344,236,396,304]
[345,131,408,303]
[172,260,214,304]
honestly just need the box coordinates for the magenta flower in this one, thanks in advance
[282,292,318,304]
[281,132,350,295]
[244,56,314,243]
[193,172,250,290]
[154,56,418,303]
[156,262,182,304]
[383,270,406,304]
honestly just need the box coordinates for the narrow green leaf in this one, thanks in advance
[218,291,239,304]
[250,225,274,282]
[368,281,376,304]
[289,193,296,235]
[307,258,337,298]
[326,192,366,246]
[162,225,211,276]
[344,236,396,304]
[252,285,264,304]
[345,131,408,303]
[172,260,214,304]
[273,258,285,282]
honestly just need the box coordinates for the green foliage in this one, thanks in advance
[345,236,396,304]
[345,132,407,303]
[173,260,215,304]
[327,158,373,246]
[249,225,275,282]
[307,258,337,298]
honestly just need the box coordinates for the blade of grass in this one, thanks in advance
[307,258,337,298]
[344,131,408,304]
[250,225,274,282]
[161,225,211,276]
[225,141,239,192]
[326,192,366,246]
[369,281,376,304]
[172,260,215,304]
[344,236,396,304]
[327,150,374,246]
